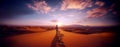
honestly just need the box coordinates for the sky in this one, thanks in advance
[0,0,119,26]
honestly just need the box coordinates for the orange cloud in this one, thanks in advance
[61,0,93,10]
[95,1,105,6]
[27,1,51,14]
[86,7,108,18]
[51,20,58,23]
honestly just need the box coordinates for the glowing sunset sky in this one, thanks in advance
[0,0,119,26]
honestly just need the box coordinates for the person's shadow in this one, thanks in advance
[51,25,65,47]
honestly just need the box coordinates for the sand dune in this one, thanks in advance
[1,29,115,47]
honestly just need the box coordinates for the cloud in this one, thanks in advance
[27,1,51,14]
[95,1,105,6]
[60,0,93,10]
[86,7,108,18]
[51,20,58,23]
[109,4,115,11]
[86,3,116,18]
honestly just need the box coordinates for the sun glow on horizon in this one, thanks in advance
[57,22,63,26]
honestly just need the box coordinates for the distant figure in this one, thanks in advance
[56,25,58,33]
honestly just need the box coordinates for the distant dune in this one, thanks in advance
[0,25,54,38]
[0,25,117,37]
